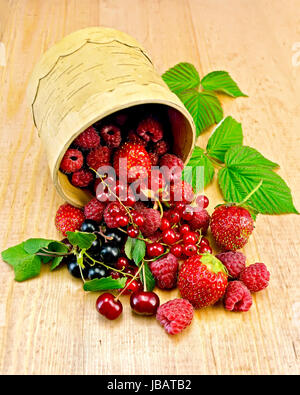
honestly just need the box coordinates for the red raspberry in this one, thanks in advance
[239,263,270,292]
[86,146,111,170]
[60,149,83,173]
[127,130,147,147]
[73,126,100,149]
[216,251,246,279]
[136,117,163,142]
[156,298,194,335]
[84,198,106,223]
[169,181,194,203]
[103,202,126,228]
[71,169,94,187]
[147,231,162,243]
[149,253,179,289]
[189,209,210,233]
[154,140,169,156]
[55,203,85,236]
[149,152,159,166]
[159,153,184,178]
[224,281,253,312]
[100,124,122,148]
[133,206,161,237]
[113,142,151,183]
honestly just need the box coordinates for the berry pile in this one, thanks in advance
[54,106,271,335]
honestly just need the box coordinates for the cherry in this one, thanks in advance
[179,224,191,235]
[162,229,177,245]
[116,256,129,270]
[127,226,139,238]
[147,242,164,258]
[160,217,171,231]
[96,293,123,320]
[116,214,129,227]
[130,291,160,316]
[122,279,142,295]
[196,195,209,209]
[182,206,194,221]
[170,244,183,258]
[199,245,213,254]
[183,244,198,257]
[132,212,145,227]
[183,232,198,245]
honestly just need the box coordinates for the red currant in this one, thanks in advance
[116,214,129,227]
[110,271,122,279]
[173,201,186,213]
[147,242,164,258]
[132,212,145,227]
[167,209,181,225]
[183,244,198,257]
[108,204,121,217]
[130,291,160,315]
[162,229,177,245]
[183,231,198,245]
[96,293,123,320]
[179,224,191,235]
[196,195,209,209]
[160,217,171,231]
[182,206,194,221]
[199,245,212,254]
[200,237,210,247]
[127,226,139,238]
[116,257,129,270]
[170,244,183,258]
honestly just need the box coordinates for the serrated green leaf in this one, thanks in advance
[178,89,223,136]
[206,116,243,162]
[66,231,96,250]
[218,145,298,214]
[162,62,200,94]
[50,256,64,271]
[2,242,29,266]
[183,146,215,190]
[83,276,127,292]
[124,236,136,260]
[132,238,146,266]
[140,262,155,292]
[201,71,247,97]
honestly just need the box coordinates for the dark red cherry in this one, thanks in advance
[96,293,123,320]
[130,291,160,316]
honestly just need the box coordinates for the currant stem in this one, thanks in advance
[84,252,135,278]
[238,180,263,206]
[115,262,144,300]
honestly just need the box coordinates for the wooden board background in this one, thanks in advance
[0,0,299,375]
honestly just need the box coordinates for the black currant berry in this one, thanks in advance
[87,265,109,280]
[100,244,120,265]
[66,255,89,279]
[87,235,103,257]
[105,229,125,246]
[80,219,98,233]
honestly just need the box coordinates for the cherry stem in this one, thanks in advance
[84,252,135,278]
[115,261,144,300]
[238,180,263,206]
[142,263,147,292]
[40,248,72,256]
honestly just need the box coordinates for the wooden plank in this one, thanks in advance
[0,0,299,374]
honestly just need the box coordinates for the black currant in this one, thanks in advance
[66,255,89,279]
[80,219,98,233]
[87,265,109,280]
[87,235,103,257]
[100,244,120,265]
[105,229,125,246]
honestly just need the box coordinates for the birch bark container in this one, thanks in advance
[28,27,196,207]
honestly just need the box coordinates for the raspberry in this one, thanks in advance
[159,153,184,174]
[239,263,270,292]
[103,202,126,228]
[127,130,147,147]
[73,126,100,149]
[147,231,162,243]
[86,146,111,170]
[149,152,159,166]
[55,203,85,236]
[149,253,178,289]
[84,198,106,223]
[224,281,253,312]
[136,117,163,142]
[216,251,246,279]
[60,149,83,174]
[156,298,194,335]
[169,181,194,203]
[134,206,161,237]
[100,124,122,148]
[154,140,170,156]
[71,169,94,187]
[189,209,210,233]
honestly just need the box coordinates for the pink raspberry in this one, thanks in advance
[149,253,178,289]
[159,153,184,175]
[169,181,194,203]
[154,140,170,156]
[100,124,122,148]
[71,169,94,187]
[216,251,246,278]
[86,146,111,170]
[73,126,100,149]
[136,117,163,142]
[156,298,194,335]
[239,263,270,292]
[84,198,106,223]
[103,202,126,228]
[134,206,161,237]
[189,209,210,233]
[224,281,253,312]
[60,149,83,173]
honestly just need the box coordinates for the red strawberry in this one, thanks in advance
[178,254,228,308]
[55,203,85,236]
[113,142,151,182]
[210,205,254,250]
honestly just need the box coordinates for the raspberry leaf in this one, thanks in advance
[132,237,146,266]
[206,116,243,162]
[124,236,136,260]
[83,276,127,292]
[140,262,155,292]
[162,62,200,94]
[66,231,96,250]
[219,146,298,214]
[201,71,247,97]
[178,90,223,136]
[24,239,68,255]
[183,146,215,190]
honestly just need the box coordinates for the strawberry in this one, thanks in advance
[210,205,254,250]
[113,142,151,182]
[178,254,228,308]
[55,203,85,236]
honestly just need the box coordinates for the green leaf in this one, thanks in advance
[201,71,247,97]
[206,116,243,162]
[132,238,146,266]
[66,231,96,250]
[2,242,29,266]
[83,276,127,292]
[140,262,155,292]
[183,146,215,190]
[178,89,223,136]
[49,242,69,270]
[162,62,200,94]
[218,145,298,214]
[124,236,136,260]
